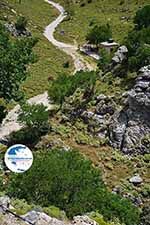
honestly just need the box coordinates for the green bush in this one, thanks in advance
[18,103,49,132]
[15,16,27,30]
[43,206,67,220]
[0,98,7,124]
[48,71,96,104]
[140,204,150,225]
[86,24,112,46]
[8,127,41,147]
[7,149,140,225]
[11,198,33,215]
[134,5,150,29]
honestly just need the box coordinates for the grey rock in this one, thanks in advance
[129,175,143,185]
[22,210,39,224]
[95,95,116,116]
[0,196,10,212]
[109,65,150,154]
[112,45,128,64]
[72,216,97,225]
[5,23,31,37]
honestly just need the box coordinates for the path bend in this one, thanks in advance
[0,0,95,139]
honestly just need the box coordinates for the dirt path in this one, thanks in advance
[44,0,94,72]
[0,0,95,140]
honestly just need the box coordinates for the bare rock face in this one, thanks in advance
[109,65,150,154]
[81,94,116,139]
[0,211,97,225]
[5,23,31,37]
[72,216,97,225]
[112,45,128,64]
[0,196,10,213]
[129,175,143,185]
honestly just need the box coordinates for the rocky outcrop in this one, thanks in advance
[81,94,116,138]
[0,196,10,213]
[5,23,31,37]
[112,45,128,64]
[0,209,97,225]
[73,216,97,225]
[129,175,143,185]
[109,65,150,154]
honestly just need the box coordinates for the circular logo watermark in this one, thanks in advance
[4,144,33,173]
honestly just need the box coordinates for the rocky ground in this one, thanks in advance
[0,196,97,225]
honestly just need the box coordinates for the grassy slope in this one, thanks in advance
[3,0,73,98]
[55,0,150,44]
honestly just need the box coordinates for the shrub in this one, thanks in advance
[18,103,49,132]
[48,71,96,104]
[0,98,7,124]
[140,204,150,225]
[43,206,67,220]
[7,149,140,225]
[11,198,33,215]
[134,5,150,29]
[15,16,27,30]
[86,24,112,46]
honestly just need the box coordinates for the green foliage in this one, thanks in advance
[86,24,112,46]
[134,5,150,29]
[124,5,150,72]
[0,23,37,101]
[15,16,27,30]
[0,98,7,123]
[8,103,49,146]
[48,71,96,104]
[11,198,33,215]
[98,49,112,71]
[125,27,150,56]
[89,211,111,225]
[43,206,67,220]
[140,204,150,225]
[128,45,150,71]
[7,149,140,225]
[8,127,42,147]
[18,103,49,131]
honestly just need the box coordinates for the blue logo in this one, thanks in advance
[4,144,33,173]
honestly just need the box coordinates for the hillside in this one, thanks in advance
[0,0,73,98]
[0,1,149,225]
[55,0,150,44]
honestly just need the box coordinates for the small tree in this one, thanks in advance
[48,71,96,105]
[98,48,111,71]
[15,16,27,30]
[0,23,37,102]
[134,5,150,29]
[86,24,112,46]
[18,103,49,133]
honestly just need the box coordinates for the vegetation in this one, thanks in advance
[0,22,37,122]
[15,16,27,30]
[8,103,49,147]
[86,24,112,46]
[3,0,73,98]
[140,205,150,225]
[98,49,112,71]
[0,1,149,225]
[55,0,149,44]
[7,149,140,225]
[48,71,96,104]
[134,5,150,29]
[0,23,37,102]
[18,103,49,132]
[124,5,150,71]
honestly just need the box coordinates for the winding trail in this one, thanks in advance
[44,0,94,72]
[0,0,95,140]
